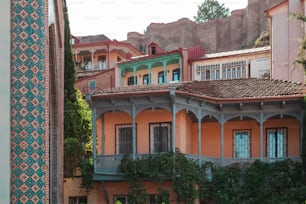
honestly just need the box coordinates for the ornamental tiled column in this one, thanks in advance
[11,0,49,203]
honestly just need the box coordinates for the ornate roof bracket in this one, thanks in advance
[260,102,264,110]
[187,97,193,104]
[281,100,286,108]
[239,103,243,110]
[109,98,115,105]
[148,95,154,102]
[219,104,223,112]
[129,97,134,103]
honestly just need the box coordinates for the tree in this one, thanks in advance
[63,3,92,179]
[194,0,229,23]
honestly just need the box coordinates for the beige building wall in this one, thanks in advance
[269,0,305,82]
[0,0,11,202]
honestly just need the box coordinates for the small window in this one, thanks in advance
[172,69,180,81]
[69,196,87,204]
[148,194,169,204]
[114,195,128,204]
[233,130,250,158]
[143,74,149,85]
[151,46,156,55]
[116,124,133,154]
[127,76,137,85]
[89,80,96,90]
[266,128,287,158]
[150,123,171,153]
[216,69,220,79]
[158,71,164,84]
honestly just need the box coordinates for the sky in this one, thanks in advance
[66,0,248,41]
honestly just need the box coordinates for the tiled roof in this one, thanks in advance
[195,46,270,60]
[77,34,110,43]
[92,78,304,101]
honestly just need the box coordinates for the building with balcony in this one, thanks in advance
[116,43,205,87]
[86,78,304,203]
[71,37,143,80]
[191,46,271,81]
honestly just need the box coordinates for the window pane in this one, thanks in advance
[173,69,180,81]
[150,123,171,153]
[267,128,287,158]
[158,72,164,84]
[116,125,133,154]
[234,131,249,158]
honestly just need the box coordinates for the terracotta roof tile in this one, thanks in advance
[92,78,304,100]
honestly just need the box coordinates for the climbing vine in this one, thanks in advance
[119,149,306,203]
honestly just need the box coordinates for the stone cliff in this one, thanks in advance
[125,0,283,54]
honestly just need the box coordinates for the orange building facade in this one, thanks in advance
[86,79,304,203]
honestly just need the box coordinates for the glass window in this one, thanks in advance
[237,67,241,78]
[205,69,210,80]
[69,196,87,204]
[267,128,287,158]
[227,68,231,79]
[232,68,236,79]
[222,68,226,79]
[148,194,169,204]
[234,131,250,158]
[158,71,164,84]
[201,71,205,80]
[143,74,149,85]
[116,124,133,155]
[216,69,220,79]
[242,66,246,78]
[114,195,128,204]
[88,80,96,90]
[150,123,171,153]
[211,70,215,80]
[127,76,137,86]
[172,69,180,81]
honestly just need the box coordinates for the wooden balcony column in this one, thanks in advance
[179,57,182,82]
[74,50,79,62]
[90,49,95,65]
[163,60,167,83]
[197,109,202,165]
[170,87,176,153]
[133,66,136,86]
[259,112,264,161]
[132,103,136,160]
[220,114,225,167]
[148,63,152,84]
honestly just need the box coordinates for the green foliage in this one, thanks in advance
[79,158,94,193]
[200,160,306,204]
[128,182,147,204]
[119,149,200,203]
[194,0,229,23]
[63,3,93,191]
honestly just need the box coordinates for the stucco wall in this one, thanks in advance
[0,0,11,202]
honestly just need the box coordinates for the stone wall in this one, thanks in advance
[126,0,283,53]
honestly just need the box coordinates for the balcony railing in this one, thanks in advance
[95,154,301,175]
[76,61,117,71]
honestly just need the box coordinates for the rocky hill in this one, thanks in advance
[125,0,283,54]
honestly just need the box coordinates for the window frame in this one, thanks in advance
[127,76,137,86]
[69,196,87,204]
[149,122,172,153]
[143,74,149,85]
[114,195,128,204]
[158,71,165,84]
[233,130,251,159]
[172,68,180,82]
[115,124,135,155]
[88,79,96,90]
[266,127,288,158]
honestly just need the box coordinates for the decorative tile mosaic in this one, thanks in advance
[11,0,48,203]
